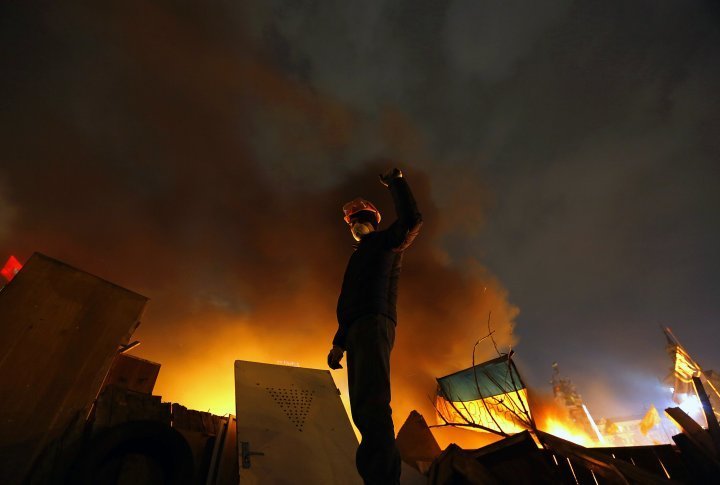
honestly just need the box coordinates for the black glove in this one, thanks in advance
[327,345,344,370]
[379,168,403,187]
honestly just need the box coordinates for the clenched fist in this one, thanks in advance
[379,168,402,187]
[327,345,345,370]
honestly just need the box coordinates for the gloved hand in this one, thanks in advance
[379,168,403,187]
[327,345,345,370]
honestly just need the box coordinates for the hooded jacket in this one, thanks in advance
[333,177,422,348]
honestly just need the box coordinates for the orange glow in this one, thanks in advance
[435,391,603,448]
[140,318,603,450]
[539,416,598,447]
[436,389,531,435]
[533,401,601,447]
[132,314,354,420]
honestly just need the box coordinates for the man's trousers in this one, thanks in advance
[345,314,401,485]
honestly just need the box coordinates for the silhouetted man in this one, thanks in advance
[328,168,422,484]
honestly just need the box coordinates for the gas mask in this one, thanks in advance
[351,221,375,241]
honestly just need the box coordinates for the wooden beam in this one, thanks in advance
[665,407,717,460]
[396,410,442,472]
[694,376,720,457]
[536,430,677,484]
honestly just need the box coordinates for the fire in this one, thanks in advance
[539,416,598,447]
[533,399,602,447]
[436,389,531,435]
[435,390,603,448]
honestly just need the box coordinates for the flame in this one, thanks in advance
[135,315,354,419]
[434,390,604,448]
[539,416,598,447]
[533,400,602,447]
[436,389,531,435]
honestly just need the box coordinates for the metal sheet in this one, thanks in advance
[234,361,361,485]
[0,253,147,484]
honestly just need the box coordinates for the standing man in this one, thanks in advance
[328,168,422,484]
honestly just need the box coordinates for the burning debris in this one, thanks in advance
[550,362,603,444]
[665,327,720,425]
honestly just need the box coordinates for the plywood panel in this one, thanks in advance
[103,353,161,394]
[0,253,148,484]
[216,416,239,485]
[234,361,361,485]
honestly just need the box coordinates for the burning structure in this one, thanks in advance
[664,327,720,425]
[550,362,604,444]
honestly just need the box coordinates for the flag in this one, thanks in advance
[436,355,531,434]
[639,405,661,435]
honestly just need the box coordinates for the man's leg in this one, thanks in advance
[346,314,401,484]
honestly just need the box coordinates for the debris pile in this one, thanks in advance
[1,253,719,484]
[0,254,236,484]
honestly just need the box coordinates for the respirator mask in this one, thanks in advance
[351,222,375,241]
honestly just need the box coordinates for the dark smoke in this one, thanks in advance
[5,0,717,432]
[0,0,517,440]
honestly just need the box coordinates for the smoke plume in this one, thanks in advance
[0,0,518,441]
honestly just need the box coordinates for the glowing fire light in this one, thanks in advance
[436,390,604,448]
[540,417,598,447]
[676,392,705,425]
[436,389,531,435]
[1,255,22,282]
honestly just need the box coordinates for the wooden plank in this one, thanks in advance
[537,431,677,484]
[205,417,229,485]
[671,433,720,482]
[451,451,499,484]
[103,353,161,394]
[693,376,720,457]
[651,445,691,482]
[0,253,147,485]
[665,407,716,459]
[427,443,527,485]
[214,416,238,485]
[396,410,442,471]
[201,412,218,435]
[543,451,579,484]
[599,445,684,480]
[93,386,171,433]
[469,432,561,483]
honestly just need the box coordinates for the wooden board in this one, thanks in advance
[665,407,716,459]
[205,416,239,485]
[103,353,161,394]
[396,410,442,471]
[234,361,361,485]
[0,253,147,484]
[693,376,720,457]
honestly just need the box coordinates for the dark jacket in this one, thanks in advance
[333,177,422,348]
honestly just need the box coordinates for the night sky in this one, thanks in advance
[2,0,719,426]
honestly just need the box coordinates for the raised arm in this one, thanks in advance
[380,169,423,251]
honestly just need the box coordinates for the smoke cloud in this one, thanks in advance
[0,0,518,441]
[3,0,718,436]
